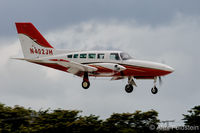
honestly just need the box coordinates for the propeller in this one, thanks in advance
[158,76,162,86]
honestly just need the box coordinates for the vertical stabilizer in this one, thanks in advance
[15,22,54,59]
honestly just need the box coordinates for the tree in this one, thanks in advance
[183,105,200,126]
[0,103,161,133]
[102,110,159,133]
[0,103,32,133]
[71,115,103,133]
[27,109,80,133]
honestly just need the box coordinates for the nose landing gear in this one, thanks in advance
[151,77,158,94]
[82,72,90,89]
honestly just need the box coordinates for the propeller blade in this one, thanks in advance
[159,76,162,86]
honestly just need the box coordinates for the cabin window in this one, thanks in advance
[67,54,72,58]
[73,54,78,58]
[88,53,96,59]
[97,53,104,59]
[110,53,120,60]
[80,53,87,58]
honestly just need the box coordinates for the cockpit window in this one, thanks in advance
[110,53,120,60]
[120,52,133,60]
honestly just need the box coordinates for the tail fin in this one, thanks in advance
[15,22,54,59]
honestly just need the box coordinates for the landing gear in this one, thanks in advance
[82,81,90,89]
[125,76,137,93]
[151,77,158,94]
[82,72,90,89]
[151,86,158,94]
[125,84,133,93]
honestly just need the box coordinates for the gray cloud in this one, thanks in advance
[1,0,200,38]
[0,14,199,126]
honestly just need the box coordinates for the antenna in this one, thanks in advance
[161,120,175,127]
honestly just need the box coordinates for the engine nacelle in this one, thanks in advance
[114,64,126,71]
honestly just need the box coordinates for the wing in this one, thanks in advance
[48,59,97,75]
[11,58,98,76]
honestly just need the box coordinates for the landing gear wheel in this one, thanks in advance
[151,86,158,94]
[82,81,90,89]
[125,84,133,93]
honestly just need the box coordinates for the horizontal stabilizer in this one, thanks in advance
[10,57,43,63]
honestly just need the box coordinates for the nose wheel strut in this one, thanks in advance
[151,77,158,94]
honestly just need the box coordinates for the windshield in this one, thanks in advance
[120,52,133,60]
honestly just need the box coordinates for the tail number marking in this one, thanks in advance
[30,48,53,55]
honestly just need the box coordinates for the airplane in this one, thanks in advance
[13,22,174,94]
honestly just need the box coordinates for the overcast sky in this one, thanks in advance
[0,0,200,126]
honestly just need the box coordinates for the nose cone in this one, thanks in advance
[164,65,174,73]
[154,63,174,74]
[124,59,174,76]
[151,63,174,77]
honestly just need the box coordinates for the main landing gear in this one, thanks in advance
[82,72,90,89]
[125,76,137,93]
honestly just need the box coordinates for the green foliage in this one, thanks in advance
[103,110,159,133]
[183,105,200,126]
[0,103,33,133]
[71,115,103,133]
[4,103,200,133]
[23,109,81,133]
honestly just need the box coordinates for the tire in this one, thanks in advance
[151,86,158,94]
[125,84,133,93]
[82,81,90,89]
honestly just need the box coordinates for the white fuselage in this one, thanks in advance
[41,50,174,78]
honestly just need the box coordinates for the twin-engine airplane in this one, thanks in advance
[14,22,174,94]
